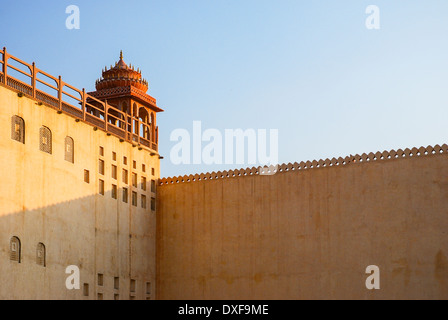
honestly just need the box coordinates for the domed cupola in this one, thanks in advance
[87,51,163,152]
[95,51,149,92]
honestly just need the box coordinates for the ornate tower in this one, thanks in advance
[88,51,163,152]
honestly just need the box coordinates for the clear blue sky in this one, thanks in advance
[1,0,448,178]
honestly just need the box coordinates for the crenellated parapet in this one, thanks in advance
[159,144,448,185]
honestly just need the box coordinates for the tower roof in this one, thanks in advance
[95,51,148,92]
[89,51,163,112]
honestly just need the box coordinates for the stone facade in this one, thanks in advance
[157,148,448,299]
[0,50,160,300]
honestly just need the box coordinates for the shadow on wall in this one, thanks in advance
[0,188,156,300]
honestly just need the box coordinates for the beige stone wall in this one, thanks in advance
[157,149,448,299]
[0,85,159,300]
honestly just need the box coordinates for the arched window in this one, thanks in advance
[10,236,21,263]
[121,102,128,129]
[65,137,74,163]
[11,116,25,144]
[138,108,150,139]
[138,107,149,123]
[150,113,155,142]
[36,243,46,267]
[39,126,52,154]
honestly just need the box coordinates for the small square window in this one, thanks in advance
[132,173,138,188]
[99,159,105,175]
[130,295,136,300]
[151,197,156,211]
[133,160,137,169]
[123,157,127,165]
[151,180,156,193]
[123,169,128,184]
[112,165,117,180]
[141,195,147,209]
[114,277,120,290]
[112,152,117,161]
[142,164,146,172]
[99,180,105,195]
[114,294,119,300]
[112,185,117,199]
[151,168,155,176]
[141,177,147,191]
[123,188,128,203]
[83,283,89,297]
[132,192,138,207]
[84,170,90,183]
[146,282,151,295]
[130,279,136,293]
[99,146,104,156]
[98,274,104,286]
[97,293,103,300]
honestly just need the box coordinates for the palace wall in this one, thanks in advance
[157,147,448,299]
[0,85,159,300]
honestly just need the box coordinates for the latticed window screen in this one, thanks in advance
[65,137,74,163]
[36,243,46,267]
[123,188,128,203]
[112,165,117,180]
[123,169,128,184]
[11,116,25,144]
[132,192,138,207]
[10,236,21,263]
[99,160,105,175]
[151,180,156,193]
[132,173,138,187]
[99,180,105,195]
[141,195,147,209]
[112,185,118,199]
[141,177,147,191]
[151,197,156,211]
[39,127,52,154]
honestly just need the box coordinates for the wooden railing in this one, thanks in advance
[0,47,158,153]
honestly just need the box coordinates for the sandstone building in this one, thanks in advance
[0,48,161,300]
[0,48,447,300]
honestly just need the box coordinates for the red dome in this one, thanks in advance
[95,51,149,92]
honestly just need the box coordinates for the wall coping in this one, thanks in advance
[159,144,448,185]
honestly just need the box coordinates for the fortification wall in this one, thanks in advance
[157,146,448,299]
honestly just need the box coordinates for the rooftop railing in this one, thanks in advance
[0,47,158,153]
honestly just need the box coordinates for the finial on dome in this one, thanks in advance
[120,50,123,60]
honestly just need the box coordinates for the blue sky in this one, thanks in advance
[1,1,448,178]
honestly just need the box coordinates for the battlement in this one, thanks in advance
[159,144,448,185]
[0,47,159,153]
